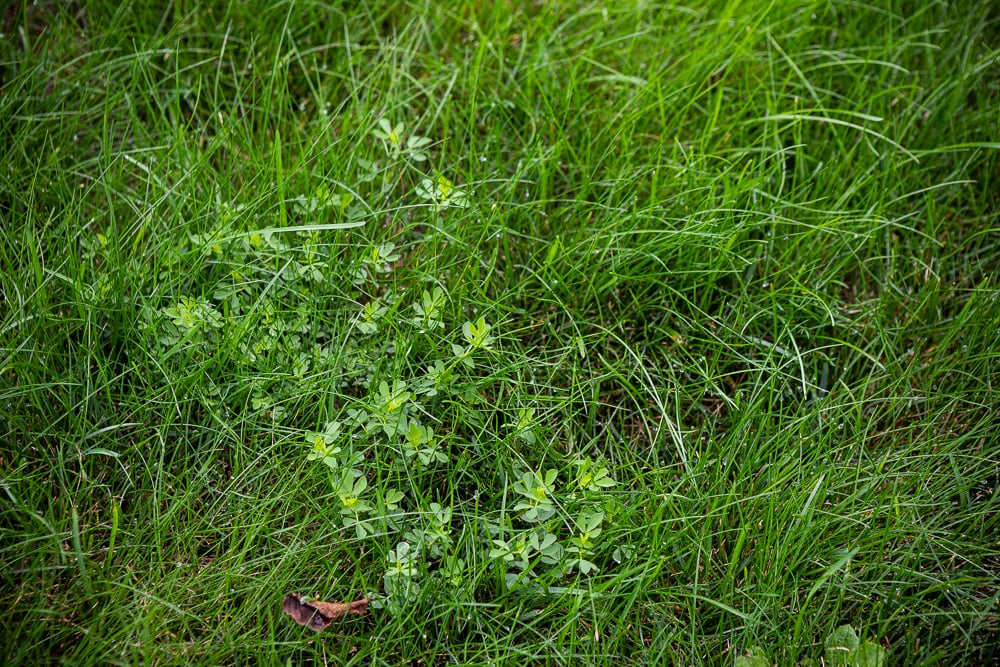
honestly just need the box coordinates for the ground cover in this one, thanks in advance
[2,1,998,664]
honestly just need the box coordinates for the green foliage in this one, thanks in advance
[305,421,343,468]
[415,173,469,211]
[411,287,447,331]
[572,456,617,494]
[372,118,432,163]
[736,626,885,667]
[734,647,771,667]
[2,0,998,665]
[824,625,886,667]
[401,419,448,467]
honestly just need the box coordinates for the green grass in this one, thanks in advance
[2,1,998,664]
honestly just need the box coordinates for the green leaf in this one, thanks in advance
[825,625,860,666]
[383,489,405,510]
[462,317,494,350]
[612,545,635,563]
[855,641,886,667]
[734,646,770,667]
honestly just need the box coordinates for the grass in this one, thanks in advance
[1,0,998,664]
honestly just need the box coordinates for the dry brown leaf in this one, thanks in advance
[282,593,371,631]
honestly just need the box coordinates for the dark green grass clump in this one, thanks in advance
[2,1,998,664]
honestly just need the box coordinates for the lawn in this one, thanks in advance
[1,1,998,664]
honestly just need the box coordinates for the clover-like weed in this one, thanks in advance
[411,286,446,331]
[372,118,432,162]
[401,419,448,467]
[415,173,469,211]
[512,469,559,523]
[305,421,343,469]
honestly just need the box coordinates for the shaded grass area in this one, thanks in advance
[2,0,998,664]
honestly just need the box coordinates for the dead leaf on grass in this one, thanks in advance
[282,593,371,631]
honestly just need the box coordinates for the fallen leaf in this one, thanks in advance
[282,593,371,631]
